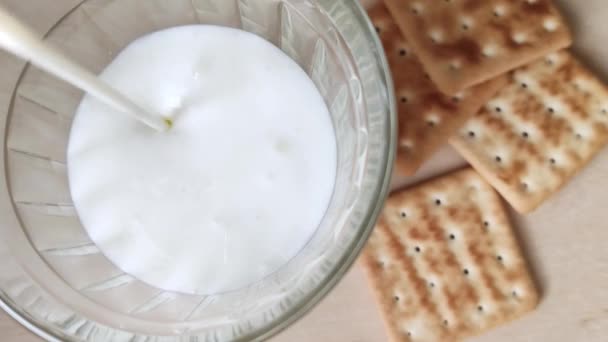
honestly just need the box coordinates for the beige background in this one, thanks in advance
[2,0,608,341]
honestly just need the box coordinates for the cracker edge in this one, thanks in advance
[449,52,608,213]
[394,74,509,176]
[361,168,540,340]
[450,137,537,213]
[383,0,573,95]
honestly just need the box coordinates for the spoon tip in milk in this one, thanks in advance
[164,118,174,130]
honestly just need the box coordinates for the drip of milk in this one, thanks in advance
[67,26,337,295]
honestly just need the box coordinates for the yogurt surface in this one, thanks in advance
[67,26,337,294]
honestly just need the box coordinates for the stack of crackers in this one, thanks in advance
[362,1,608,341]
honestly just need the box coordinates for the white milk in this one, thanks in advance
[67,26,337,295]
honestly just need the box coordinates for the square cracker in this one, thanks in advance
[450,51,608,213]
[384,0,572,95]
[369,4,507,175]
[361,169,538,342]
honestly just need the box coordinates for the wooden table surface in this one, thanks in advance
[2,0,608,341]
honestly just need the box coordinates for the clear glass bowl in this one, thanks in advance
[0,0,396,340]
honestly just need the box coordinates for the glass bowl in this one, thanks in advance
[0,0,396,340]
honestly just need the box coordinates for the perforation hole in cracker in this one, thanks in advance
[468,179,482,191]
[429,29,443,44]
[512,32,527,45]
[377,255,389,268]
[451,92,464,103]
[462,119,484,139]
[493,5,506,18]
[543,18,559,32]
[398,89,413,104]
[545,53,559,66]
[545,98,565,115]
[482,44,498,58]
[460,16,473,31]
[517,125,534,141]
[410,2,423,15]
[426,115,440,128]
[433,195,445,206]
[449,60,462,71]
[400,138,414,150]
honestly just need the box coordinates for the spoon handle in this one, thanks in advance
[0,7,170,131]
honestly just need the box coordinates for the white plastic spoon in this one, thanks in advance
[0,6,171,131]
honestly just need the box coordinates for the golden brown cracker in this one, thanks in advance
[384,0,572,95]
[361,169,538,342]
[369,3,507,175]
[450,51,608,213]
